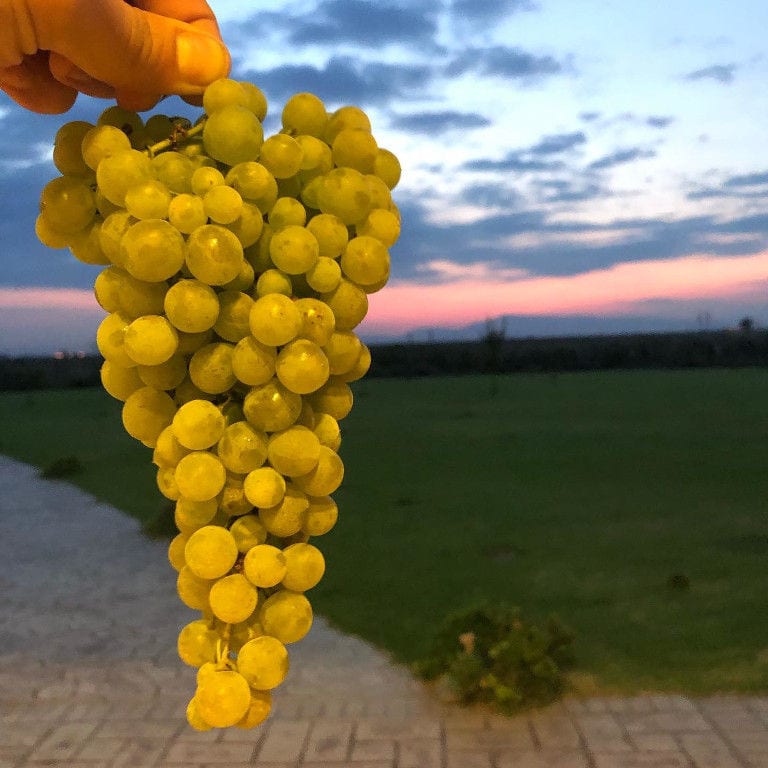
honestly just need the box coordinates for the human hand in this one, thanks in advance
[0,0,231,114]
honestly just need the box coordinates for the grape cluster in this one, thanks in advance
[36,79,401,730]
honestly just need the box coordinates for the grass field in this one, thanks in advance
[1,367,767,695]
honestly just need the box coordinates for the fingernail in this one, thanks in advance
[176,33,230,89]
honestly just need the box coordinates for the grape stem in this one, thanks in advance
[146,119,206,157]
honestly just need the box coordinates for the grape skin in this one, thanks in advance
[35,79,401,732]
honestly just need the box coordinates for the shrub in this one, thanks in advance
[413,604,575,713]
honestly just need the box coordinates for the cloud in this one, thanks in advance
[287,0,439,47]
[646,116,674,129]
[243,57,433,106]
[579,111,601,122]
[446,46,563,79]
[685,64,736,84]
[389,110,491,133]
[462,153,565,172]
[724,171,768,188]
[450,0,537,23]
[529,131,586,155]
[539,180,604,203]
[364,251,768,336]
[588,147,656,170]
[459,183,520,208]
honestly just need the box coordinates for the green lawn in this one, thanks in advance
[1,367,767,694]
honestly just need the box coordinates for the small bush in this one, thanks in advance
[413,604,575,714]
[39,455,83,478]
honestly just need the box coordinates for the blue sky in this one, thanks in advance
[1,0,768,354]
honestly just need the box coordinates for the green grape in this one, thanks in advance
[232,336,276,386]
[96,311,136,368]
[144,114,174,142]
[249,293,302,346]
[172,399,227,450]
[168,193,208,234]
[242,544,287,588]
[317,168,371,225]
[239,81,268,120]
[99,210,135,264]
[295,297,336,346]
[186,697,213,732]
[120,219,185,282]
[243,378,302,432]
[338,342,371,383]
[81,124,132,170]
[225,162,278,212]
[282,92,328,137]
[68,222,110,265]
[185,524,238,579]
[323,105,372,145]
[332,128,378,173]
[34,213,71,249]
[220,475,254,518]
[195,670,252,728]
[312,412,341,451]
[121,386,177,446]
[243,466,286,508]
[176,565,213,610]
[217,421,268,474]
[224,202,264,248]
[39,176,96,234]
[268,196,307,229]
[153,425,192,468]
[157,466,181,500]
[298,175,324,210]
[266,425,321,476]
[229,513,268,552]
[222,258,256,291]
[268,225,319,275]
[53,120,94,177]
[245,223,274,271]
[175,331,215,359]
[275,339,330,395]
[164,279,220,333]
[237,636,289,689]
[295,134,333,175]
[321,278,369,331]
[301,495,338,536]
[177,619,218,667]
[191,165,225,196]
[137,355,187,391]
[356,207,400,247]
[365,174,393,211]
[203,78,249,114]
[309,378,354,420]
[175,497,218,530]
[168,532,188,571]
[323,330,362,376]
[175,451,227,502]
[124,179,172,220]
[204,184,243,224]
[259,590,313,644]
[100,360,143,401]
[124,315,179,366]
[186,224,245,286]
[213,290,254,342]
[95,266,167,318]
[293,445,344,496]
[151,151,194,193]
[188,342,237,394]
[96,148,154,206]
[209,573,258,623]
[281,543,325,592]
[236,690,272,729]
[97,105,145,146]
[306,256,341,293]
[255,268,292,299]
[203,105,264,166]
[258,134,303,179]
[259,483,308,537]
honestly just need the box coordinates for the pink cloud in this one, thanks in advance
[366,251,768,333]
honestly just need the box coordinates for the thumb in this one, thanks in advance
[34,0,231,98]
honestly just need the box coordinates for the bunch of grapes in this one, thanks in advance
[36,78,401,730]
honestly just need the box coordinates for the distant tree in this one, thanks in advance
[738,316,755,332]
[483,317,507,374]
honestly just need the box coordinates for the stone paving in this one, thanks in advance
[1,454,768,767]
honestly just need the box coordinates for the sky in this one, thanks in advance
[1,0,768,354]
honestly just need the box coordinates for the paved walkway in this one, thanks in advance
[1,455,768,768]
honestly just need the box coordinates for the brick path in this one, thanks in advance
[1,454,767,767]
